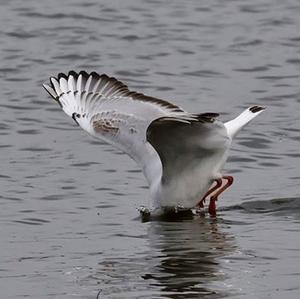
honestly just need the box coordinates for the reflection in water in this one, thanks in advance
[92,216,236,298]
[144,216,236,298]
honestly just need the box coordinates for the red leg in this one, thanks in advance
[209,176,234,216]
[197,179,222,208]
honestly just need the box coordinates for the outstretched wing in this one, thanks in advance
[43,71,194,182]
[146,114,230,185]
[43,71,186,118]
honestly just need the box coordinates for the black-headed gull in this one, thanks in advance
[43,71,264,216]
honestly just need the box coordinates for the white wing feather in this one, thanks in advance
[43,71,194,184]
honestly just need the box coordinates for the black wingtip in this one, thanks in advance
[57,72,68,80]
[249,106,266,113]
[68,70,79,78]
[79,70,89,79]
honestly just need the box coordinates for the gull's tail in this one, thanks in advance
[224,106,265,139]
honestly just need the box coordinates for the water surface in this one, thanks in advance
[0,0,299,298]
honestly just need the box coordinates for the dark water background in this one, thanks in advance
[0,0,300,298]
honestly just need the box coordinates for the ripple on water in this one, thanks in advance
[182,70,224,78]
[17,129,40,135]
[19,147,52,152]
[39,194,65,201]
[14,218,50,225]
[229,197,300,219]
[233,66,270,72]
[237,136,272,149]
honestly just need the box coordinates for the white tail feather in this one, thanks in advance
[224,106,265,139]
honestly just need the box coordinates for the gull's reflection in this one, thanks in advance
[144,214,236,298]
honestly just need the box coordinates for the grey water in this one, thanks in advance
[0,0,300,298]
